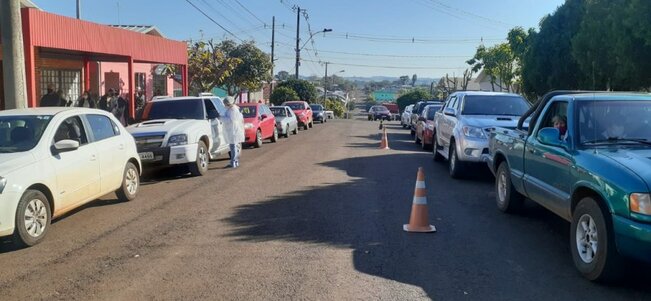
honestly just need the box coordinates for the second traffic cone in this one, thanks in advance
[403,167,436,233]
[379,128,390,150]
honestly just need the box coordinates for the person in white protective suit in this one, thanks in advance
[222,96,245,168]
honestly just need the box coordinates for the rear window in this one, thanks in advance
[270,107,287,116]
[284,103,305,110]
[310,105,324,111]
[462,95,530,116]
[240,106,257,118]
[426,106,442,120]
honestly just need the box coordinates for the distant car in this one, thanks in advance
[325,111,335,119]
[401,104,414,128]
[410,100,444,135]
[368,105,391,121]
[0,108,141,247]
[270,106,299,138]
[415,104,444,150]
[240,103,278,148]
[282,101,313,130]
[383,103,400,120]
[128,96,230,176]
[310,104,327,123]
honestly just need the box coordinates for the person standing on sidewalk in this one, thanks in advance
[222,96,245,168]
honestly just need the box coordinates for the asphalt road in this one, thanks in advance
[1,108,650,300]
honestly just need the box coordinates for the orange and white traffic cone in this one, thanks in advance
[379,128,390,150]
[403,167,436,233]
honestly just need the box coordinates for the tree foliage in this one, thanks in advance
[325,99,346,118]
[217,40,272,95]
[276,79,318,103]
[399,75,410,85]
[467,43,516,92]
[276,70,290,81]
[184,40,241,94]
[270,86,299,105]
[396,89,431,112]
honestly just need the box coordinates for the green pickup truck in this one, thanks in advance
[486,91,651,281]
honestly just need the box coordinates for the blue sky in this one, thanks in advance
[33,0,564,79]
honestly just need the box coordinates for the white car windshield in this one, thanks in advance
[0,115,52,153]
[143,99,205,120]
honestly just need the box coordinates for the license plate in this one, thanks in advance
[139,152,154,160]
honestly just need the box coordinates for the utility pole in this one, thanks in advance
[0,0,27,109]
[270,16,275,90]
[294,6,301,79]
[76,0,81,19]
[323,62,328,104]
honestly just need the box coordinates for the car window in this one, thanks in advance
[86,114,119,141]
[211,98,227,116]
[240,106,257,118]
[143,99,205,120]
[204,99,219,119]
[0,115,52,153]
[54,116,88,145]
[461,95,530,116]
[447,96,458,110]
[270,107,286,116]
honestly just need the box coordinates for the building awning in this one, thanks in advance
[22,8,186,65]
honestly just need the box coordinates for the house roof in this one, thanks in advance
[21,0,39,9]
[109,25,164,38]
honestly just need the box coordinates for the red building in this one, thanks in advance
[0,3,188,117]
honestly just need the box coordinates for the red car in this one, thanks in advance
[282,101,313,130]
[415,104,444,150]
[240,103,278,148]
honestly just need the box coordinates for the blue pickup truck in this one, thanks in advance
[486,91,651,282]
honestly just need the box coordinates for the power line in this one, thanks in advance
[231,0,266,25]
[304,48,472,58]
[425,0,514,28]
[325,33,503,44]
[277,56,469,70]
[185,0,242,41]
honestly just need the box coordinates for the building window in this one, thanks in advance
[41,69,81,103]
[135,72,146,96]
[153,74,167,97]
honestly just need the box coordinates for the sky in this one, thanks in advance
[33,0,565,80]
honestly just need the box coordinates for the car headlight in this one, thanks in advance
[630,193,651,215]
[167,134,188,146]
[462,126,486,139]
[244,123,254,129]
[0,177,6,194]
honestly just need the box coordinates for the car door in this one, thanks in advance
[204,99,223,153]
[418,107,428,140]
[85,114,126,194]
[260,105,273,137]
[439,96,458,148]
[523,100,573,216]
[288,108,297,129]
[49,115,100,210]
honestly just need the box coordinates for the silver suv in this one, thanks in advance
[433,91,530,178]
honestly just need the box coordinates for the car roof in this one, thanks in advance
[239,103,259,107]
[283,101,305,103]
[0,107,107,116]
[559,92,651,101]
[452,91,522,97]
[151,96,211,102]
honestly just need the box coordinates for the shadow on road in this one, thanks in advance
[223,153,651,300]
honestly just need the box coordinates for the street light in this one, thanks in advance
[295,28,332,79]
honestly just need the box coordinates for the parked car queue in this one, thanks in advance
[0,95,328,248]
[398,90,651,283]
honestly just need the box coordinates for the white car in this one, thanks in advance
[0,108,141,247]
[401,104,414,128]
[127,96,230,176]
[270,106,299,138]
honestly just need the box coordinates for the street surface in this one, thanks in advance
[1,107,651,300]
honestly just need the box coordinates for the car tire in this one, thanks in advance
[271,127,278,143]
[571,197,625,282]
[283,125,290,138]
[495,162,524,213]
[116,162,139,202]
[254,129,263,148]
[293,125,299,135]
[410,129,415,136]
[13,189,51,247]
[449,142,465,179]
[189,140,209,176]
[432,133,443,162]
[421,135,431,150]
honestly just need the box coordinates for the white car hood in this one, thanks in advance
[0,152,35,175]
[127,119,198,136]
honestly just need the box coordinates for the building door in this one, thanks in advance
[153,74,167,97]
[104,72,120,94]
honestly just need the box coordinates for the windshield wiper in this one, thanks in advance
[583,137,651,146]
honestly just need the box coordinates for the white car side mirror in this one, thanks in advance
[53,139,80,153]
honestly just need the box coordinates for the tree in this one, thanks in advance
[182,40,241,95]
[218,40,272,95]
[270,86,299,105]
[467,43,516,92]
[276,70,290,81]
[399,75,410,85]
[411,74,418,86]
[325,98,345,118]
[276,79,318,102]
[396,89,431,112]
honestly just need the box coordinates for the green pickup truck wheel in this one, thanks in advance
[495,162,524,213]
[571,197,625,282]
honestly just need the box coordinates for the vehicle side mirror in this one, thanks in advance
[418,116,426,122]
[207,110,219,119]
[260,114,268,120]
[53,139,80,153]
[444,108,456,117]
[538,127,563,147]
